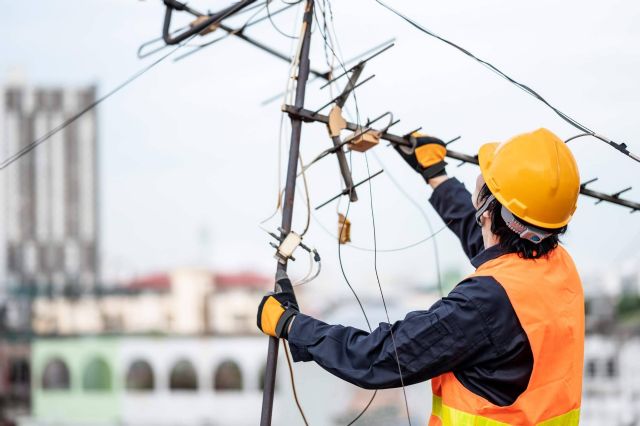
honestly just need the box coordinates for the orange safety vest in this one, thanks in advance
[429,245,584,426]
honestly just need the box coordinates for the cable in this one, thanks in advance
[564,132,622,146]
[372,151,444,296]
[315,3,416,423]
[312,3,416,422]
[294,250,322,287]
[350,225,447,253]
[259,0,304,226]
[313,7,381,423]
[373,0,640,164]
[364,152,412,425]
[266,0,302,39]
[283,340,310,426]
[0,35,196,170]
[311,208,447,252]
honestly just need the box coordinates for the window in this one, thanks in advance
[9,358,30,394]
[9,358,30,385]
[606,358,618,378]
[42,358,70,390]
[126,360,155,391]
[169,360,198,391]
[585,359,597,377]
[82,357,112,391]
[214,360,243,391]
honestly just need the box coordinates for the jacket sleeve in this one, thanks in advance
[429,177,484,260]
[286,277,516,390]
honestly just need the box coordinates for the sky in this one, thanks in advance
[1,0,640,304]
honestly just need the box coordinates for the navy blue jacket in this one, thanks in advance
[288,178,534,407]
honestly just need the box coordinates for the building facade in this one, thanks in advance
[31,269,272,336]
[1,83,98,330]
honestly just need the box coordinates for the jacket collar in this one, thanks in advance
[471,244,515,269]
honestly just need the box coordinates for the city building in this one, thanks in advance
[582,336,640,425]
[1,82,99,331]
[31,269,272,336]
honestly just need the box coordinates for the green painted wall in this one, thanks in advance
[32,337,123,423]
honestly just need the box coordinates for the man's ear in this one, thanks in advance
[482,210,491,225]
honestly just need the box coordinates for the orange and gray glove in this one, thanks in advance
[257,276,299,339]
[394,132,447,181]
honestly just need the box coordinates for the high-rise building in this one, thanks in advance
[0,83,99,330]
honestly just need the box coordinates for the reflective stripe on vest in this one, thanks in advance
[431,395,581,426]
[429,245,584,426]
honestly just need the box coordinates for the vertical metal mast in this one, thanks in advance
[260,1,314,424]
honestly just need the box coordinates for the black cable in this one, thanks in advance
[373,0,640,164]
[372,151,444,296]
[337,153,379,426]
[266,0,301,39]
[565,132,619,146]
[364,152,412,425]
[0,36,196,171]
[311,6,382,424]
[315,4,412,423]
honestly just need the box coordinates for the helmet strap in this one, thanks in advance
[500,207,552,243]
[474,195,495,226]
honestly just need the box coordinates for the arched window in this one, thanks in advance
[126,360,155,391]
[213,360,243,391]
[42,358,70,390]
[82,357,112,391]
[169,359,198,391]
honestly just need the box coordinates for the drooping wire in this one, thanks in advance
[266,0,304,39]
[0,35,197,170]
[310,4,382,421]
[282,340,310,426]
[373,0,640,164]
[336,153,379,426]
[315,2,414,423]
[364,151,412,425]
[372,151,444,296]
[259,0,304,225]
[311,208,448,253]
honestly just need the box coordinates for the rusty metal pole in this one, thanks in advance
[260,1,314,425]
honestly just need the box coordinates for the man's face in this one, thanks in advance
[472,174,486,210]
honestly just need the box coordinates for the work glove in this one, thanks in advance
[394,132,447,181]
[257,276,299,339]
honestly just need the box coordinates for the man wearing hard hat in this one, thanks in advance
[257,129,584,425]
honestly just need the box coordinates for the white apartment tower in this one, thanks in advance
[1,83,98,328]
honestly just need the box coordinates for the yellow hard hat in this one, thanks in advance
[478,128,580,229]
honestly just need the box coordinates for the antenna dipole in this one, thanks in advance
[260,1,314,425]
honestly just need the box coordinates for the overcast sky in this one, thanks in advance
[2,0,639,303]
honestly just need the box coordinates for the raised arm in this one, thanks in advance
[392,134,483,260]
[429,176,483,260]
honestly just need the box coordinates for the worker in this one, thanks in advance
[257,128,584,425]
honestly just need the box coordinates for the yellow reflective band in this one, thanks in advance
[537,409,580,426]
[431,396,580,426]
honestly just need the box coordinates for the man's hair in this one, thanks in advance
[477,184,566,259]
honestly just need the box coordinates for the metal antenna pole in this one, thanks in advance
[260,1,314,425]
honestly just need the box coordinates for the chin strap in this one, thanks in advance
[474,195,495,226]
